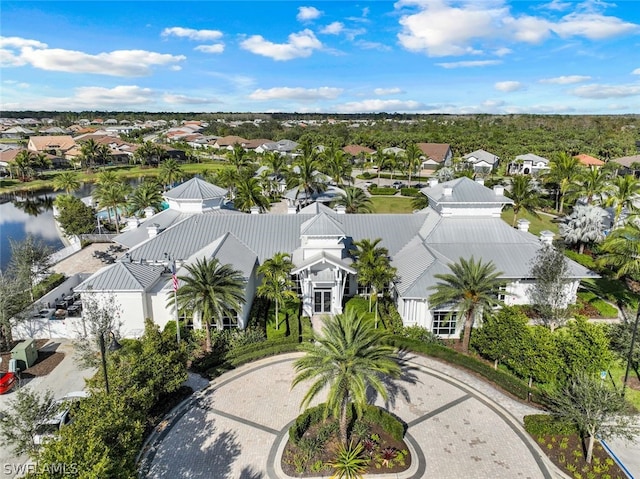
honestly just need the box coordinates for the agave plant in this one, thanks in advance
[328,441,368,479]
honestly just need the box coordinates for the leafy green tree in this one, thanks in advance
[52,171,80,194]
[79,138,101,170]
[94,169,119,187]
[0,272,29,350]
[293,149,326,206]
[607,307,640,367]
[576,166,610,205]
[428,257,504,354]
[506,175,541,227]
[351,238,391,314]
[134,141,164,166]
[292,310,401,445]
[557,317,613,378]
[332,187,372,214]
[127,180,164,216]
[11,150,36,181]
[158,158,184,189]
[323,147,352,186]
[471,306,529,370]
[0,388,55,457]
[519,325,562,385]
[528,245,573,332]
[549,372,635,464]
[169,257,246,352]
[55,195,96,237]
[257,252,296,330]
[9,236,53,302]
[559,205,606,254]
[227,143,249,172]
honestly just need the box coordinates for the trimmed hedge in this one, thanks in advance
[564,250,600,273]
[523,414,578,436]
[361,405,404,441]
[228,342,301,368]
[400,187,420,197]
[369,187,397,195]
[33,273,66,300]
[386,335,547,405]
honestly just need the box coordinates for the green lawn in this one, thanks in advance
[500,209,559,236]
[607,361,640,411]
[581,278,639,309]
[0,161,227,194]
[370,196,415,214]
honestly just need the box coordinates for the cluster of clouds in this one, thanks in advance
[2,1,639,112]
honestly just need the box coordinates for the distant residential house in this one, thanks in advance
[343,145,375,161]
[39,127,71,136]
[382,147,405,157]
[612,154,640,176]
[417,143,453,169]
[27,135,77,157]
[509,153,550,175]
[462,149,500,172]
[255,139,299,156]
[575,154,604,168]
[212,136,249,150]
[243,138,272,151]
[104,119,118,125]
[0,148,22,174]
[1,126,35,139]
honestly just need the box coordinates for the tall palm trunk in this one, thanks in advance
[204,320,212,352]
[461,310,475,353]
[275,298,279,330]
[339,396,349,445]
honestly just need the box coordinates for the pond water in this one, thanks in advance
[0,178,142,272]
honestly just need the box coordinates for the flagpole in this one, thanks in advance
[171,259,181,344]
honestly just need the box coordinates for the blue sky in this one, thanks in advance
[1,1,639,114]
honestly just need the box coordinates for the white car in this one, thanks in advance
[33,391,88,445]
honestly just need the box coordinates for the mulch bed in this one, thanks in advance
[0,339,65,377]
[533,433,628,479]
[281,421,411,477]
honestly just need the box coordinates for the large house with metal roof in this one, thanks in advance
[75,176,593,338]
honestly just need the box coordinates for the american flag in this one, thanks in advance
[171,262,179,292]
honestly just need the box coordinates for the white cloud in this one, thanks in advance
[570,83,640,98]
[539,75,591,84]
[374,87,403,95]
[395,2,638,57]
[335,99,425,113]
[633,68,640,75]
[553,13,638,39]
[494,47,512,56]
[163,93,219,104]
[249,86,342,101]
[437,60,502,69]
[297,6,323,22]
[540,0,572,11]
[1,36,185,76]
[355,40,391,51]
[240,29,322,61]
[397,2,508,56]
[321,22,344,35]
[161,27,223,41]
[495,81,524,92]
[195,44,225,54]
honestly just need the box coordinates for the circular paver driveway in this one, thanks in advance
[140,353,553,479]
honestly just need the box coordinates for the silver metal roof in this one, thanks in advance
[300,213,345,236]
[423,177,513,205]
[76,262,165,292]
[463,149,499,164]
[515,153,549,165]
[163,177,227,200]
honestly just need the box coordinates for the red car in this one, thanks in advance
[0,371,17,394]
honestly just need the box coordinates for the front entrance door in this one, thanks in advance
[314,289,332,314]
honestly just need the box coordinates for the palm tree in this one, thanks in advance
[234,176,270,213]
[227,144,249,172]
[576,166,610,205]
[95,170,119,187]
[292,310,401,445]
[598,221,640,282]
[127,180,164,216]
[93,183,131,234]
[158,158,184,189]
[11,150,36,181]
[351,238,391,313]
[428,256,504,354]
[262,151,287,178]
[506,175,541,227]
[373,148,388,185]
[547,152,583,213]
[257,252,296,330]
[323,147,352,186]
[134,141,163,167]
[80,138,100,170]
[605,175,640,228]
[404,143,422,187]
[332,187,372,214]
[53,171,80,194]
[559,205,606,254]
[168,257,246,352]
[294,151,325,206]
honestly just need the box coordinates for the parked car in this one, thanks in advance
[0,371,17,395]
[33,391,88,445]
[392,181,405,189]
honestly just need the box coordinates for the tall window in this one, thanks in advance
[432,311,457,336]
[497,284,507,302]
